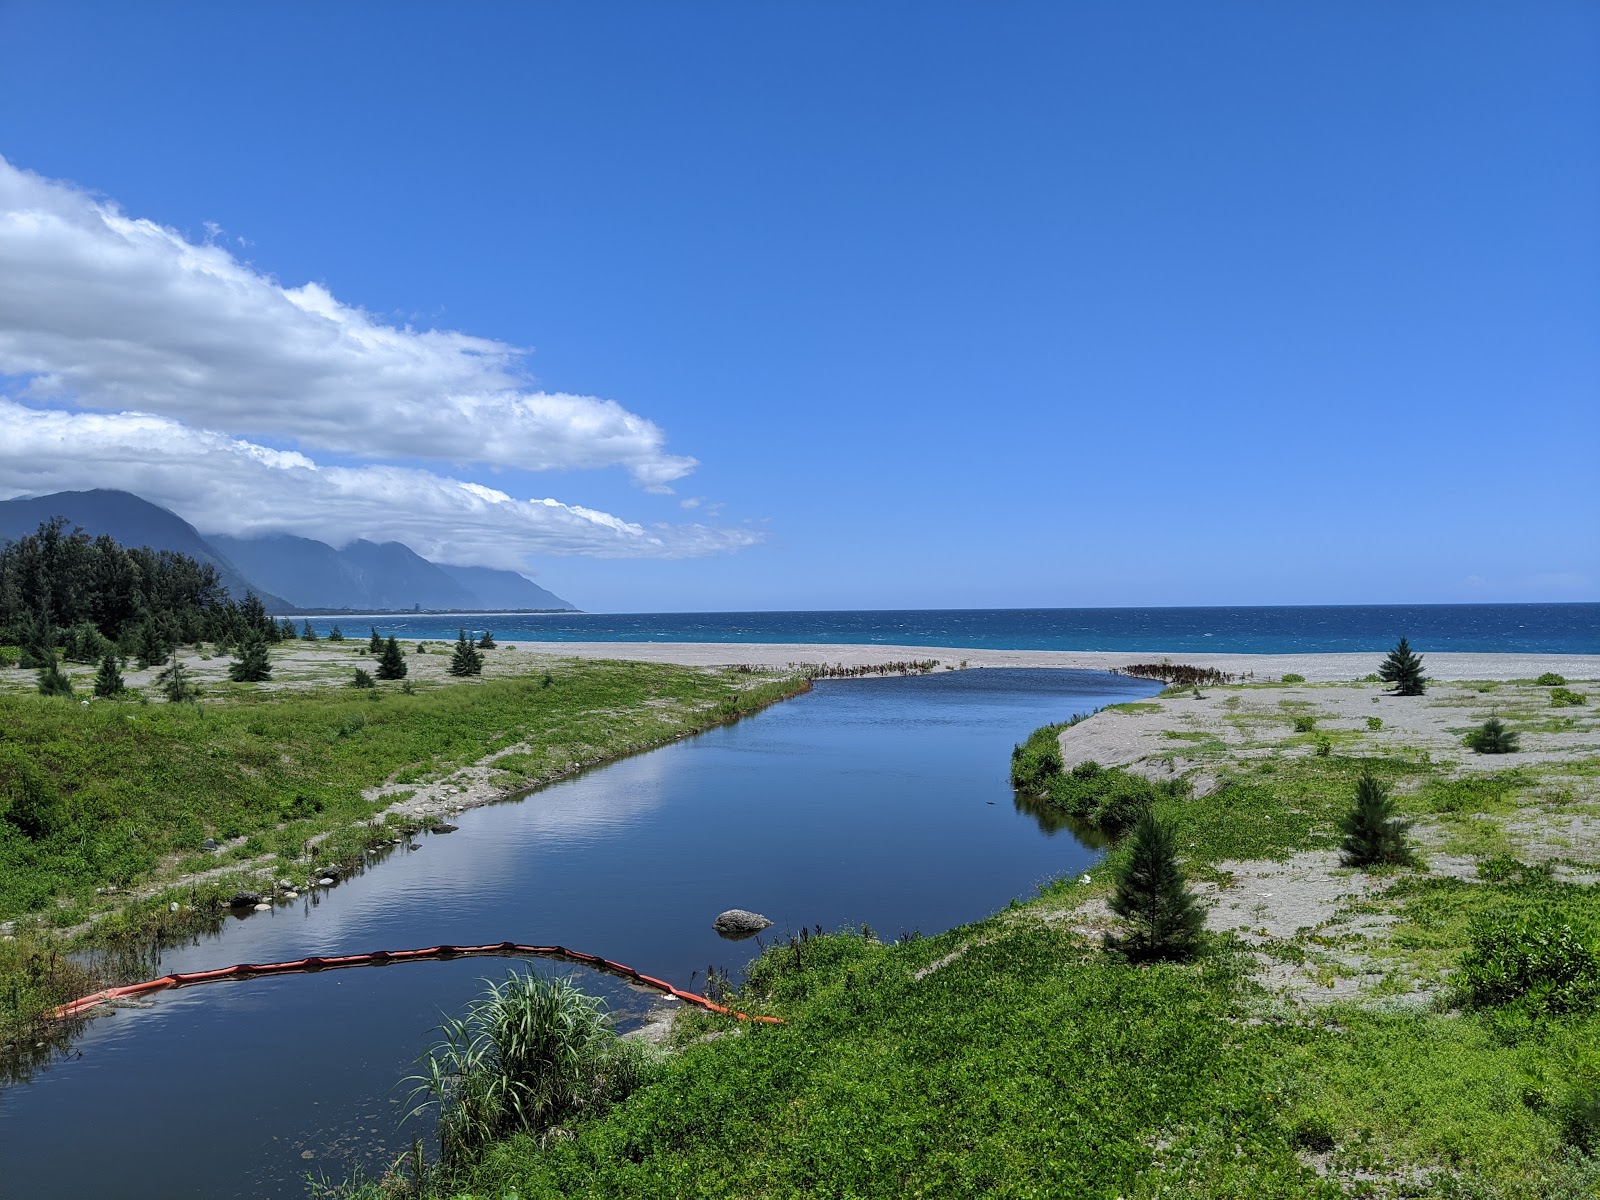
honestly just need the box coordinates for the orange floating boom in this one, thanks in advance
[47,941,782,1024]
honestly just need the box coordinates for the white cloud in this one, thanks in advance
[0,401,757,566]
[0,155,697,487]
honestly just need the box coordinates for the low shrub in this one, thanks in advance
[1366,716,1383,731]
[1536,673,1568,687]
[1039,763,1183,837]
[1456,905,1600,1016]
[1550,687,1588,708]
[1562,1082,1600,1152]
[1280,673,1306,684]
[1292,715,1317,733]
[1465,716,1520,754]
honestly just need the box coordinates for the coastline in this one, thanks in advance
[501,640,1600,683]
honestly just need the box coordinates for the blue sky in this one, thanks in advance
[0,3,1595,612]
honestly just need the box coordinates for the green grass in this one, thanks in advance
[304,723,1600,1199]
[0,658,805,1043]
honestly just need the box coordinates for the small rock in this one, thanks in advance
[318,877,335,887]
[713,909,773,937]
[433,822,459,834]
[253,903,271,912]
[229,891,262,908]
[407,843,421,851]
[202,838,218,852]
[284,891,299,900]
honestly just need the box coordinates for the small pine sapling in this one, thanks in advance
[93,653,125,697]
[369,627,383,655]
[477,629,496,650]
[1104,811,1206,962]
[1465,715,1520,754]
[448,628,485,676]
[377,635,409,680]
[155,659,200,702]
[1377,636,1426,696]
[301,620,318,641]
[36,657,73,697]
[228,635,273,683]
[1338,768,1414,867]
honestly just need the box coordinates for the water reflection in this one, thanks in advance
[0,667,1158,1199]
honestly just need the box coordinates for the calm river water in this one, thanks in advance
[0,668,1157,1199]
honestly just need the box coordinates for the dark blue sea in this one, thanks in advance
[304,603,1598,655]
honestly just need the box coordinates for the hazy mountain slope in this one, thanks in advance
[0,489,291,609]
[435,563,576,611]
[212,534,479,611]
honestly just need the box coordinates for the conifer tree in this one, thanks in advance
[448,628,485,676]
[155,658,200,703]
[35,656,73,697]
[135,619,169,670]
[328,625,345,642]
[477,629,496,650]
[228,635,272,683]
[1377,636,1426,696]
[1104,811,1206,962]
[376,635,408,680]
[1465,715,1520,755]
[93,653,125,698]
[351,667,376,689]
[19,612,56,670]
[278,617,298,642]
[369,627,383,655]
[301,620,318,641]
[1338,768,1413,867]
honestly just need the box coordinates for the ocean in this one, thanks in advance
[300,603,1598,655]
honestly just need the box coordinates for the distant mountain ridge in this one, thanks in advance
[0,490,577,613]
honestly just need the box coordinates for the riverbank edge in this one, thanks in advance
[0,663,813,1049]
[418,671,1600,1199]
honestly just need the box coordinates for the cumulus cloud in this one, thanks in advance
[0,401,757,566]
[0,155,696,488]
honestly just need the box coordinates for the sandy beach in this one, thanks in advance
[502,641,1599,683]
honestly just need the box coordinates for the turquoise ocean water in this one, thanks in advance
[300,603,1598,654]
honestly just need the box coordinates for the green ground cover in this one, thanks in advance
[0,653,805,1044]
[338,684,1600,1200]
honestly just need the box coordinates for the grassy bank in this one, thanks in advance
[354,675,1600,1199]
[0,651,807,1047]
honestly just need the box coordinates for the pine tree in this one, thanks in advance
[35,656,73,697]
[93,653,125,698]
[351,667,376,689]
[135,619,169,669]
[1104,811,1206,962]
[278,617,298,642]
[1377,636,1426,696]
[376,635,409,680]
[19,612,56,669]
[228,635,273,682]
[369,627,383,655]
[448,628,484,676]
[155,658,200,702]
[1338,768,1414,867]
[327,625,345,642]
[301,620,318,641]
[1465,715,1520,755]
[477,629,496,650]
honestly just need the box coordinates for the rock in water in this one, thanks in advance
[433,822,459,834]
[229,891,262,908]
[713,909,773,937]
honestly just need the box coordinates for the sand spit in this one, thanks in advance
[503,641,1598,684]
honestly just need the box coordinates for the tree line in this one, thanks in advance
[0,517,283,666]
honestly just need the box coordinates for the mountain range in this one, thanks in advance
[0,490,577,613]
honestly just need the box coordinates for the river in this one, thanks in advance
[0,667,1158,1198]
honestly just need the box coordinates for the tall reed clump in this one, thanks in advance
[407,971,657,1166]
